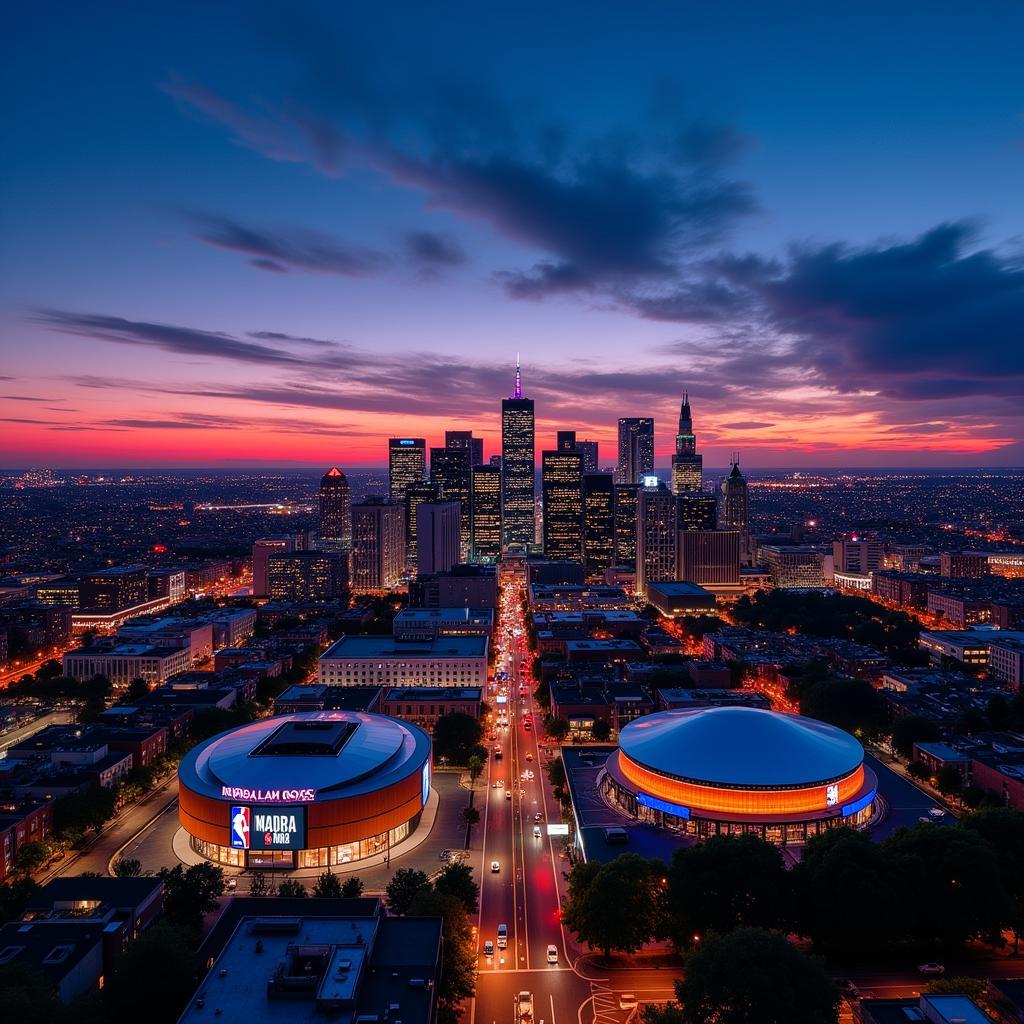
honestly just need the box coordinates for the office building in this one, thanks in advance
[417,501,461,575]
[582,472,615,574]
[616,417,655,484]
[501,355,536,547]
[542,449,584,560]
[636,481,678,598]
[671,392,702,494]
[646,581,717,617]
[429,446,472,559]
[350,499,405,592]
[678,492,718,531]
[253,537,296,597]
[319,635,489,688]
[677,529,741,586]
[940,551,990,578]
[319,467,351,550]
[833,537,884,574]
[719,459,750,538]
[267,551,347,601]
[393,607,493,640]
[388,438,426,504]
[577,439,599,473]
[445,429,483,467]
[404,480,439,571]
[557,430,577,450]
[78,566,147,612]
[470,463,502,561]
[760,545,827,588]
[614,483,640,568]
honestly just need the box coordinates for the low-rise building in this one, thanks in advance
[63,642,193,686]
[273,684,384,715]
[645,581,717,617]
[382,686,483,728]
[392,607,494,640]
[319,635,488,688]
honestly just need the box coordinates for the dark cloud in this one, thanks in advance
[248,331,348,349]
[2,395,53,402]
[250,258,288,273]
[404,231,466,268]
[720,421,775,430]
[188,213,388,277]
[33,310,309,367]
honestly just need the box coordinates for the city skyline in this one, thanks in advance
[3,4,1023,470]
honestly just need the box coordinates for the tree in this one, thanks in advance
[964,807,1024,951]
[926,977,987,1000]
[0,877,40,926]
[935,764,963,799]
[54,784,117,837]
[462,806,480,826]
[277,878,307,897]
[311,869,342,898]
[883,823,1010,948]
[908,761,931,780]
[113,856,143,878]
[386,868,431,915]
[543,715,570,742]
[434,860,480,914]
[158,862,225,933]
[340,876,365,898]
[125,677,150,700]
[546,756,569,804]
[665,834,789,949]
[248,871,270,897]
[562,853,663,960]
[793,827,894,955]
[591,719,612,742]
[433,713,484,765]
[891,715,942,760]
[105,923,197,1024]
[408,888,477,1024]
[0,963,64,1024]
[674,928,839,1024]
[13,840,51,877]
[467,755,484,789]
[799,677,888,738]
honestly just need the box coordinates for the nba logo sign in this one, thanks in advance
[826,784,839,807]
[230,806,250,849]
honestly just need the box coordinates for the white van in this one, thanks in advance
[497,923,508,948]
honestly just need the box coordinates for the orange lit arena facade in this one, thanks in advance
[178,711,431,870]
[602,707,877,845]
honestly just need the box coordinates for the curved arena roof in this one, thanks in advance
[618,706,863,788]
[179,710,430,802]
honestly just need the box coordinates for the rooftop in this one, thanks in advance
[321,635,488,659]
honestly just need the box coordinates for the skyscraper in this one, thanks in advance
[671,392,702,495]
[267,551,347,601]
[678,493,718,531]
[470,463,502,562]
[445,430,484,467]
[388,439,426,503]
[720,459,750,536]
[576,440,599,473]
[557,430,577,451]
[319,467,351,549]
[405,480,439,572]
[501,354,536,547]
[616,418,655,484]
[350,499,405,593]
[542,449,583,560]
[582,472,615,574]
[430,447,472,559]
[636,480,678,598]
[253,536,295,597]
[677,530,740,586]
[613,483,640,568]
[417,501,462,575]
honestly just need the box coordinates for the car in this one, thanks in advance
[619,994,638,1011]
[533,825,542,838]
[547,944,558,963]
[225,877,237,892]
[928,807,945,820]
[918,963,945,976]
[526,752,533,760]
[493,780,501,788]
[484,940,494,957]
[506,790,512,800]
[517,991,534,1022]
[534,812,543,822]
[491,860,501,873]
[497,924,508,948]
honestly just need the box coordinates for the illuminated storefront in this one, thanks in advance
[602,706,877,846]
[178,711,431,869]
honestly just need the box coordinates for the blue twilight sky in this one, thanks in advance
[2,2,1023,468]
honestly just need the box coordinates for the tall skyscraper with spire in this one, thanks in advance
[319,467,351,550]
[720,456,750,549]
[671,392,703,495]
[501,353,536,547]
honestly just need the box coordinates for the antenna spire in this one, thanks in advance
[513,352,522,399]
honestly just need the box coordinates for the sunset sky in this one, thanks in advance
[3,3,1023,469]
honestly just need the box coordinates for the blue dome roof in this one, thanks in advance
[618,707,863,788]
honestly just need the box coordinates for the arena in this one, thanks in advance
[178,711,432,869]
[602,706,876,845]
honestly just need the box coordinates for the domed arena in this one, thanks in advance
[178,711,431,870]
[602,706,877,845]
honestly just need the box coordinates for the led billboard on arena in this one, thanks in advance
[179,711,431,869]
[602,707,877,846]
